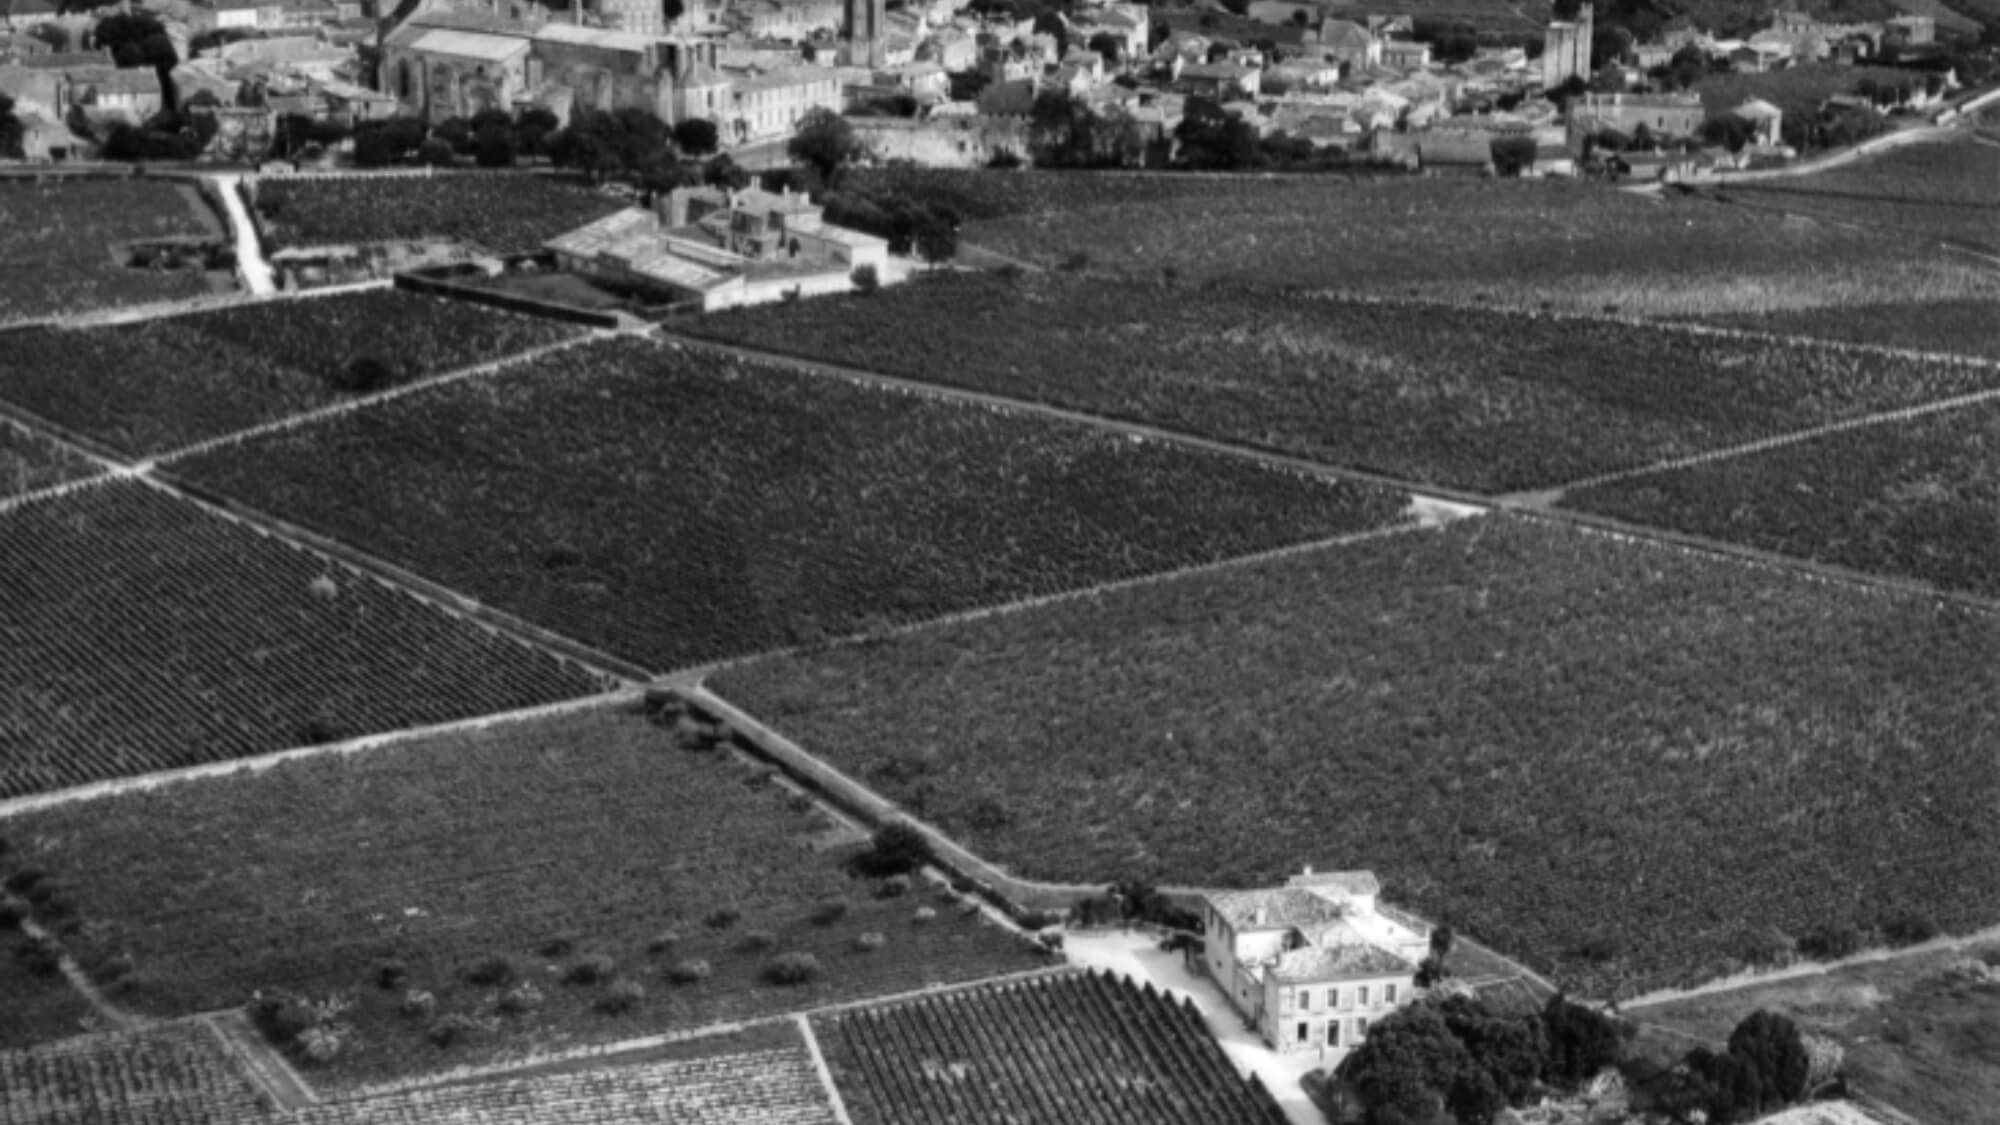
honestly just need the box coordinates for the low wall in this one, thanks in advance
[852,116,1033,168]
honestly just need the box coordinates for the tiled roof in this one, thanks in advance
[1209,887,1348,931]
[407,27,531,62]
[1269,942,1414,983]
[533,21,657,52]
[1320,19,1372,49]
[1285,869,1379,896]
[1730,96,1781,120]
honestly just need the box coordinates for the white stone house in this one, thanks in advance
[1201,869,1429,1063]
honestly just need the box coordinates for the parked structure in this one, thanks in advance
[1201,869,1428,1062]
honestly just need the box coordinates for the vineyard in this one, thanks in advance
[247,175,626,254]
[837,166,1283,221]
[0,480,603,798]
[949,174,1994,315]
[295,1048,839,1125]
[816,970,1288,1125]
[0,938,97,1051]
[1718,138,2000,254]
[715,514,2000,996]
[174,336,1404,670]
[0,289,579,457]
[0,1025,275,1125]
[1692,298,2000,360]
[1567,397,2000,599]
[0,177,220,323]
[0,705,1043,1084]
[0,422,97,502]
[680,272,2000,493]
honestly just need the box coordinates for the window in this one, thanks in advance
[1327,986,1339,1009]
[1384,983,1398,1004]
[1327,1022,1340,1046]
[1357,985,1370,1006]
[1356,1016,1369,1037]
[1299,989,1311,1012]
[1297,1022,1309,1043]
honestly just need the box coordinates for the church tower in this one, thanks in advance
[1541,2,1592,90]
[843,0,885,69]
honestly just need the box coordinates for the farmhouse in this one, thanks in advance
[1201,868,1428,1061]
[544,179,888,311]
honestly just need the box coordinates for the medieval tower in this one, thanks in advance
[843,0,885,68]
[1541,2,1592,89]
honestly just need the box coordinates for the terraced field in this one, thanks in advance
[817,971,1288,1125]
[175,336,1405,670]
[0,480,604,798]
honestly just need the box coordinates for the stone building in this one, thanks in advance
[1541,1,1591,89]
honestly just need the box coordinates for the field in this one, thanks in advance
[680,272,2000,493]
[0,1025,274,1124]
[944,174,2000,315]
[0,421,97,501]
[1567,398,2000,598]
[175,336,1404,671]
[248,175,626,254]
[0,706,1044,1084]
[1694,297,2000,359]
[0,177,221,323]
[1632,945,2000,1125]
[0,481,603,798]
[0,933,99,1051]
[1690,64,1914,118]
[0,289,580,457]
[713,515,2000,997]
[839,166,1281,220]
[815,971,1288,1125]
[293,1048,840,1125]
[1718,138,2000,253]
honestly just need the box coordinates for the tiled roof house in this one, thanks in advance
[1201,867,1429,1060]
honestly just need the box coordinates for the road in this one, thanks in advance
[209,174,276,296]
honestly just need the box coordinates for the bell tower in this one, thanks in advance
[843,0,885,68]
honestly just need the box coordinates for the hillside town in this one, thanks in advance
[0,0,1992,175]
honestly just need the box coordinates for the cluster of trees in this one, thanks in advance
[821,190,959,264]
[1029,91,1152,167]
[0,93,23,160]
[1334,994,1625,1125]
[1336,992,1839,1125]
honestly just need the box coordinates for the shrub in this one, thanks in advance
[1881,912,1937,946]
[703,908,741,930]
[538,932,579,958]
[854,932,887,952]
[400,989,437,1019]
[666,958,711,985]
[96,952,135,981]
[1798,925,1866,961]
[877,874,912,899]
[376,960,409,990]
[563,953,616,985]
[329,355,397,394]
[463,954,519,987]
[851,264,881,294]
[296,1025,344,1065]
[646,931,680,955]
[3,869,46,895]
[14,936,61,978]
[598,977,645,1014]
[737,929,778,953]
[764,952,821,985]
[496,981,544,1015]
[849,821,930,878]
[0,897,26,928]
[809,900,849,927]
[427,1012,481,1048]
[912,906,938,925]
[1039,931,1065,952]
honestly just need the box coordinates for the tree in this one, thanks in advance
[433,116,474,153]
[514,106,559,156]
[1087,30,1122,64]
[1439,995,1548,1109]
[0,92,22,160]
[673,116,719,155]
[29,22,73,51]
[1337,1002,1475,1125]
[703,151,749,189]
[1542,996,1622,1087]
[1726,1010,1810,1109]
[788,106,861,184]
[661,0,682,23]
[353,117,426,166]
[474,121,515,167]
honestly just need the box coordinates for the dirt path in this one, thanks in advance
[210,174,276,297]
[1618,923,2000,1012]
[202,1010,319,1110]
[794,1014,856,1125]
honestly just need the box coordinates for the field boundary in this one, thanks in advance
[0,689,642,820]
[201,1010,320,1111]
[795,1014,855,1125]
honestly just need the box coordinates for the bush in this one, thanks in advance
[4,869,46,895]
[647,931,680,955]
[1881,912,1937,946]
[400,989,437,1019]
[427,1012,481,1048]
[376,960,408,990]
[462,954,519,987]
[849,821,930,878]
[496,981,544,1015]
[296,1025,344,1064]
[96,952,135,981]
[851,264,881,295]
[329,355,397,394]
[912,905,938,924]
[598,977,645,1014]
[737,929,778,953]
[764,952,822,985]
[1798,925,1866,961]
[809,900,849,926]
[14,936,61,978]
[877,874,912,899]
[854,931,887,952]
[1039,931,1065,952]
[666,958,711,985]
[0,897,26,928]
[703,907,740,930]
[563,953,616,985]
[538,932,579,958]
